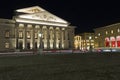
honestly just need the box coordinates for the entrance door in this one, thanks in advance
[27,42,30,49]
[116,36,120,47]
[19,42,23,49]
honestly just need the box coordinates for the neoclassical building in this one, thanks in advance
[94,23,120,48]
[0,6,75,51]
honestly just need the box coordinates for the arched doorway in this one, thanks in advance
[19,42,23,49]
[27,42,30,49]
[116,36,120,47]
[110,37,116,47]
[105,37,110,47]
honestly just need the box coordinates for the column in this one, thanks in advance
[43,27,47,49]
[54,27,56,49]
[62,28,65,49]
[47,27,50,49]
[59,28,62,49]
[65,28,68,48]
[61,29,64,49]
[49,27,54,49]
[15,24,19,49]
[37,27,41,48]
[32,25,35,49]
[23,24,27,49]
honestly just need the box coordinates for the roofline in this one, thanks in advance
[0,18,15,23]
[94,23,120,30]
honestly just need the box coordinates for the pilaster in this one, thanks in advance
[32,25,35,49]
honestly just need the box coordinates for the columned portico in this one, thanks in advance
[15,24,74,50]
[0,6,75,51]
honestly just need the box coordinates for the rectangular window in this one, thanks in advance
[5,43,9,48]
[19,31,23,38]
[5,30,10,38]
[27,31,31,38]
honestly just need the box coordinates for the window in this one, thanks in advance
[27,31,31,38]
[98,33,100,36]
[106,31,108,35]
[5,30,10,38]
[35,25,39,28]
[118,28,120,32]
[95,36,98,39]
[27,25,32,28]
[19,31,23,38]
[5,43,9,48]
[19,24,24,28]
[111,30,113,34]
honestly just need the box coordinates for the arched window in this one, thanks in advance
[110,37,116,47]
[105,37,110,47]
[116,36,120,47]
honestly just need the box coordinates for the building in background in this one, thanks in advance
[74,35,81,49]
[0,6,75,51]
[80,32,95,50]
[94,23,120,48]
[74,32,95,50]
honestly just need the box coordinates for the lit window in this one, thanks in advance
[19,31,23,38]
[62,28,65,30]
[118,28,120,32]
[5,30,10,38]
[35,25,40,28]
[95,36,98,39]
[111,30,113,34]
[27,31,31,38]
[106,31,108,35]
[98,33,100,36]
[27,25,32,28]
[5,43,9,48]
[19,24,24,28]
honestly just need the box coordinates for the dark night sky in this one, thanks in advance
[0,0,120,34]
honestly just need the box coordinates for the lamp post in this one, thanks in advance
[39,32,43,54]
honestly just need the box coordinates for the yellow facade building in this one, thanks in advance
[94,23,120,48]
[74,35,81,49]
[0,6,75,51]
[74,33,95,50]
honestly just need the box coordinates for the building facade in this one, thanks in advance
[74,33,95,50]
[80,33,95,50]
[0,6,75,51]
[74,35,81,49]
[94,23,120,48]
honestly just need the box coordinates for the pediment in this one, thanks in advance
[16,6,45,13]
[16,6,69,24]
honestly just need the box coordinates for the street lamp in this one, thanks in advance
[39,32,43,54]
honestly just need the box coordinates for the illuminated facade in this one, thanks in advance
[0,6,75,51]
[74,35,81,49]
[80,33,95,50]
[74,33,95,50]
[94,23,120,48]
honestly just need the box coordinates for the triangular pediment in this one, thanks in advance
[16,6,45,13]
[16,6,69,24]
